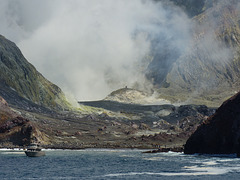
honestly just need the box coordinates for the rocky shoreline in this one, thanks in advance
[0,145,184,154]
[142,147,184,153]
[0,94,215,152]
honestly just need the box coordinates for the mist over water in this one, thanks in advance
[0,0,191,101]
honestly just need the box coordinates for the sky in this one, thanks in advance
[0,0,192,101]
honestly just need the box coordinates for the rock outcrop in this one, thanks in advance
[184,91,240,154]
[0,96,47,147]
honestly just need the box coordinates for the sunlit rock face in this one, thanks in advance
[0,35,70,111]
[184,91,240,155]
[149,0,240,107]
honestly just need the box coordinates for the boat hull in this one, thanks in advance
[25,151,45,157]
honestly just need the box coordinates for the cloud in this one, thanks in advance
[0,0,191,101]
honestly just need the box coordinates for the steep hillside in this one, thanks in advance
[0,35,70,111]
[150,0,240,107]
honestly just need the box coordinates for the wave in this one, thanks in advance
[42,148,145,152]
[0,151,25,155]
[0,148,24,151]
[103,165,240,177]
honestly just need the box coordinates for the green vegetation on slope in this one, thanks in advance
[0,35,71,110]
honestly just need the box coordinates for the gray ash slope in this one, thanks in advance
[146,0,240,107]
[80,100,215,124]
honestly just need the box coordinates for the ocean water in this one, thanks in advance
[0,149,240,180]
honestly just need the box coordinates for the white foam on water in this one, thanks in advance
[202,161,218,166]
[0,151,25,155]
[42,148,143,152]
[143,157,164,161]
[103,172,166,177]
[103,169,225,177]
[0,148,11,151]
[0,148,24,151]
[7,177,80,180]
[0,148,25,154]
[103,165,240,177]
[83,148,143,152]
[103,171,218,177]
[161,151,183,156]
[43,149,84,151]
[217,158,240,162]
[181,164,240,176]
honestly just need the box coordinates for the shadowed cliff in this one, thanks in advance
[184,91,240,154]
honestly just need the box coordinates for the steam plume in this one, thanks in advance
[0,0,191,101]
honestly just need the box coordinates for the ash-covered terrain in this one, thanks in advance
[0,34,215,149]
[0,0,240,151]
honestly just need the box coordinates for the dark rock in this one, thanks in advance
[178,113,207,132]
[0,96,45,146]
[139,123,150,130]
[142,146,184,153]
[0,116,28,133]
[74,131,82,136]
[184,91,240,155]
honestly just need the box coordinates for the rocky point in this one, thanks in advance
[184,91,240,155]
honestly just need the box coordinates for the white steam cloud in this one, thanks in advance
[0,0,191,101]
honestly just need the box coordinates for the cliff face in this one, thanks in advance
[0,35,70,111]
[148,0,240,107]
[184,91,240,154]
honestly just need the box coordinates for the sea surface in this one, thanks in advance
[1,149,240,180]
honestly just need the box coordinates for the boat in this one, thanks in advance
[25,143,45,157]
